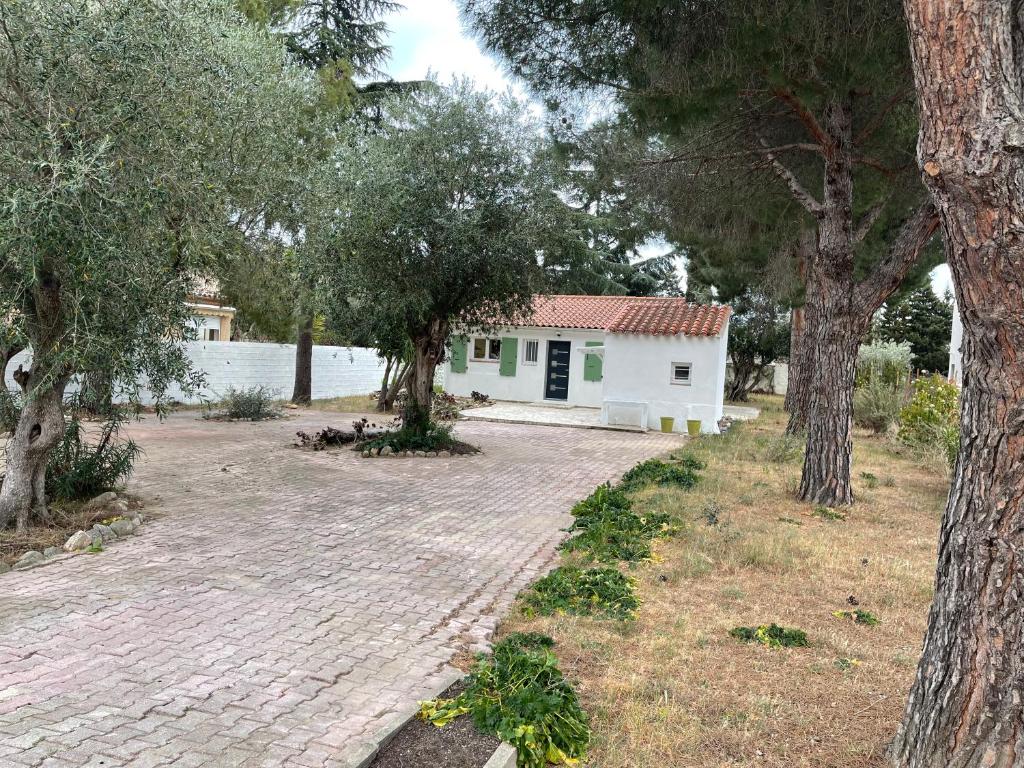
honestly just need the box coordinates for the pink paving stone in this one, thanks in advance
[0,411,683,767]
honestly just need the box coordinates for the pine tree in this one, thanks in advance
[460,0,941,505]
[877,287,952,375]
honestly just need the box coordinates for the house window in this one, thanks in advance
[523,339,539,365]
[205,328,220,342]
[670,362,692,385]
[472,338,501,361]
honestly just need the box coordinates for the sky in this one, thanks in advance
[380,1,954,298]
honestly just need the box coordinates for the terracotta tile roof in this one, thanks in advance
[518,295,730,337]
[606,297,731,337]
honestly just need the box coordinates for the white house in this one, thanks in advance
[444,295,731,433]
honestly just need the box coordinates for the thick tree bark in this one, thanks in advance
[0,379,64,531]
[785,231,815,433]
[889,3,1024,765]
[404,319,448,436]
[291,311,313,405]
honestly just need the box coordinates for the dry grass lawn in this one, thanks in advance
[499,394,948,768]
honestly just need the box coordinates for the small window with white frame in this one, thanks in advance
[472,338,502,361]
[522,339,539,365]
[670,362,692,385]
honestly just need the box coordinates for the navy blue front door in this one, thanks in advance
[545,341,570,400]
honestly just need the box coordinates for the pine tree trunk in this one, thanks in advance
[889,2,1024,764]
[403,320,448,436]
[785,230,815,432]
[794,98,859,504]
[797,309,860,506]
[291,311,313,405]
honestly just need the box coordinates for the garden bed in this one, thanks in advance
[368,681,500,768]
[0,492,144,568]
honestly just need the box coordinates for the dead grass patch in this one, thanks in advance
[499,395,946,768]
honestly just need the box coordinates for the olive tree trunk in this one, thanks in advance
[403,319,448,436]
[889,2,1024,764]
[0,373,65,531]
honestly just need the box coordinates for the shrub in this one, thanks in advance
[899,374,960,466]
[521,566,639,620]
[729,623,809,648]
[854,376,905,433]
[420,633,590,768]
[46,411,141,502]
[617,456,703,492]
[211,386,282,421]
[360,421,469,453]
[856,340,912,388]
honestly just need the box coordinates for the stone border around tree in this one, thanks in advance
[333,665,516,768]
[359,446,476,459]
[0,491,146,576]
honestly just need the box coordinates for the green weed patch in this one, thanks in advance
[833,609,880,626]
[617,456,703,492]
[521,566,639,620]
[729,623,809,648]
[420,633,589,768]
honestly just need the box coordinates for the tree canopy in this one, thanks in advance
[0,0,317,528]
[325,82,549,430]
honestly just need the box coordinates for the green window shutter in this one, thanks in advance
[499,337,518,376]
[584,341,603,382]
[450,336,468,373]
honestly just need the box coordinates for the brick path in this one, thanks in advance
[0,412,682,767]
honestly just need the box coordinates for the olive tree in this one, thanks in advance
[0,0,317,530]
[329,83,547,434]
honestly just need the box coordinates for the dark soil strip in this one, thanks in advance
[368,682,500,768]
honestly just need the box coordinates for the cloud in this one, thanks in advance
[383,0,525,96]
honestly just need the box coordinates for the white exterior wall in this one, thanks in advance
[444,327,605,406]
[5,342,386,405]
[601,320,729,433]
[949,302,964,386]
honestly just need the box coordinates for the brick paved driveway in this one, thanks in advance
[0,412,682,767]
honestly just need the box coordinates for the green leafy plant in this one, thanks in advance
[833,609,880,626]
[209,386,283,421]
[562,492,678,563]
[46,411,141,503]
[617,456,702,492]
[521,566,639,620]
[860,471,879,489]
[899,374,960,466]
[420,633,590,768]
[729,624,809,649]
[813,506,847,522]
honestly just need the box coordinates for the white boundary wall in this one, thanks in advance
[5,342,386,405]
